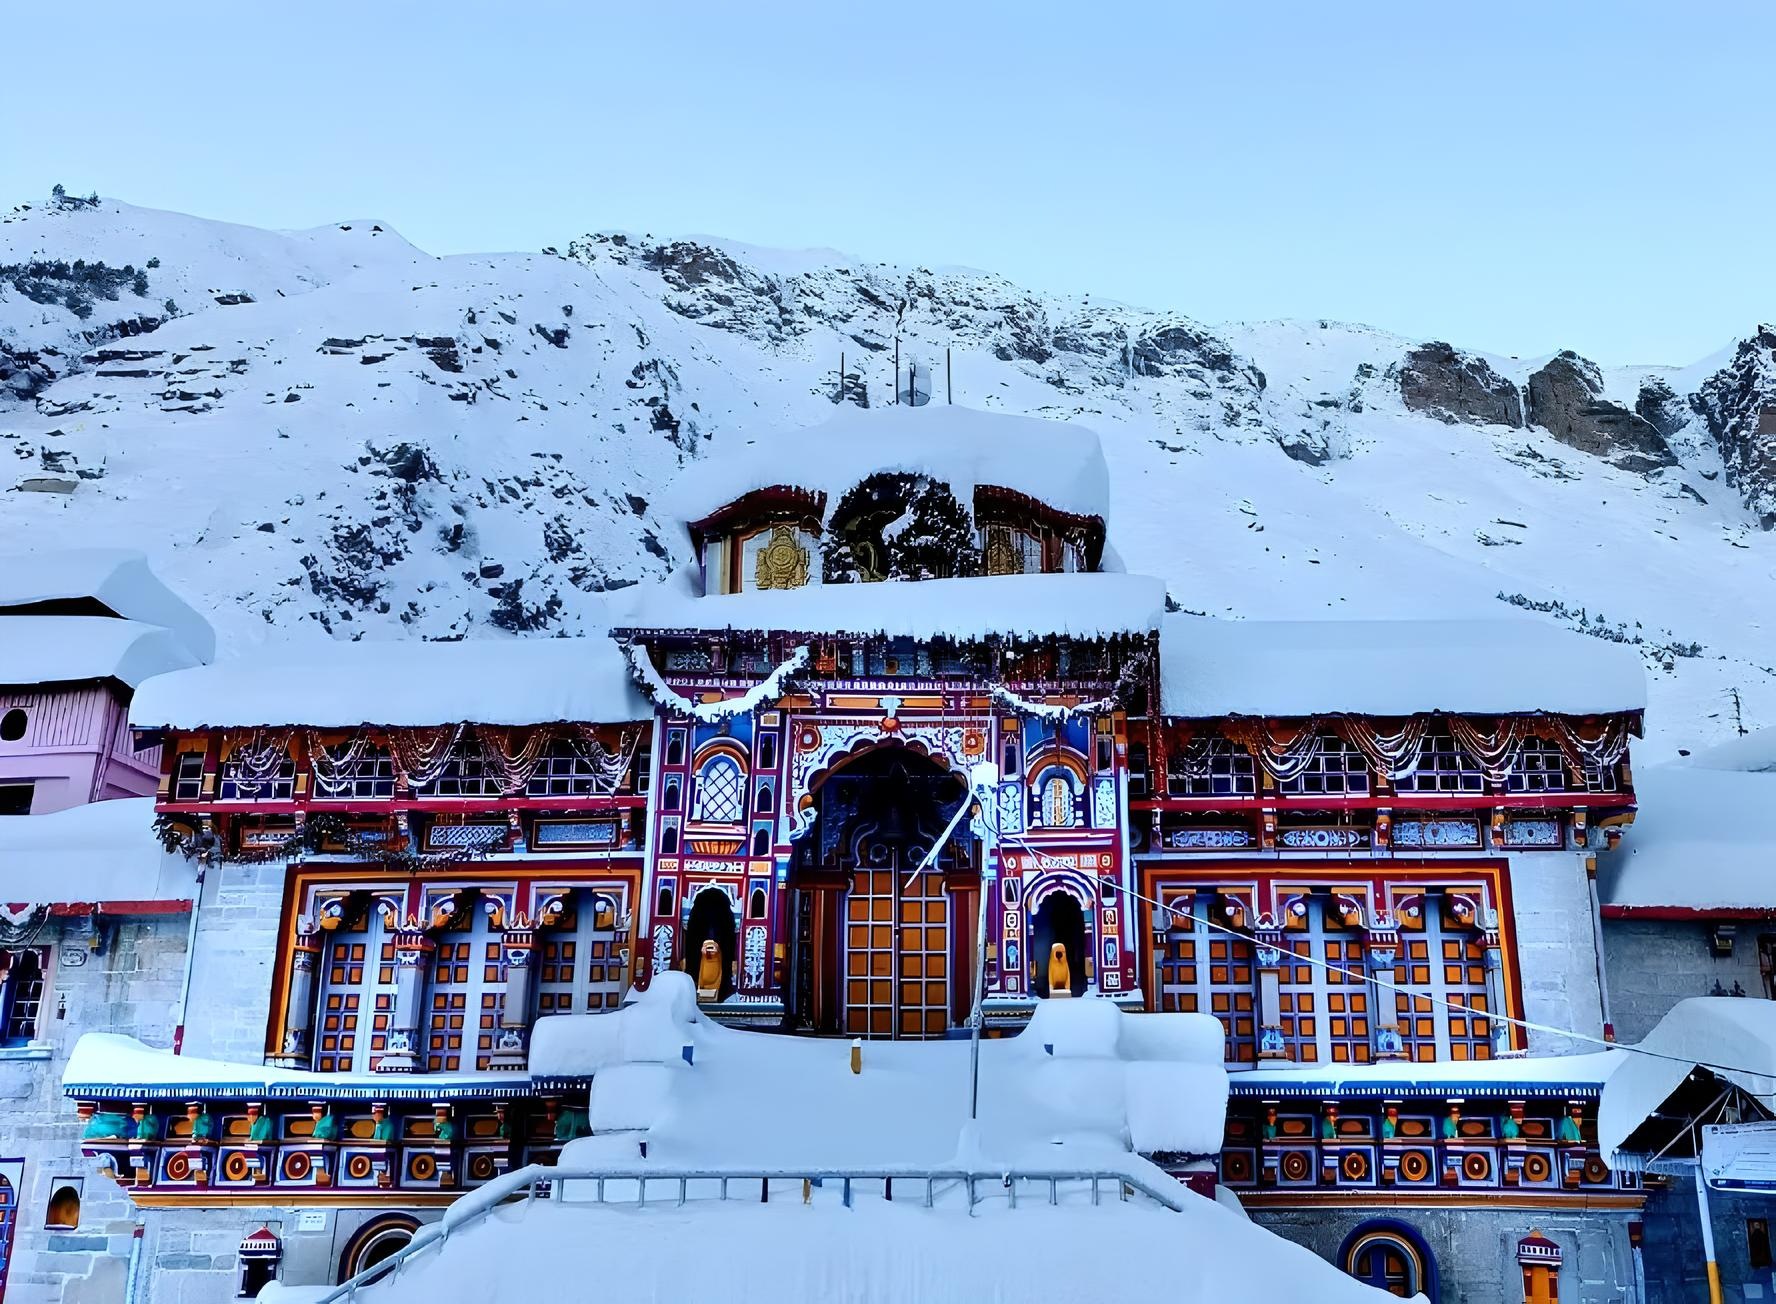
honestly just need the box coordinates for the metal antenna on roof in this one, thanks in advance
[946,347,952,405]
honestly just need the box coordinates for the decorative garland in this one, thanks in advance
[986,649,1153,723]
[624,642,812,723]
[157,812,493,870]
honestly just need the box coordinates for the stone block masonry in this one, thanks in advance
[178,861,285,1063]
[1602,917,1770,1045]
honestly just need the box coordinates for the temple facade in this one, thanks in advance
[18,408,1755,1303]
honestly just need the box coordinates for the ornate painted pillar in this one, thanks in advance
[490,927,534,1070]
[378,928,433,1073]
[1365,927,1405,1060]
[273,928,322,1068]
[1255,929,1288,1060]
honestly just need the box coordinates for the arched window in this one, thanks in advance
[662,777,682,812]
[44,1180,80,1229]
[337,1214,419,1284]
[1043,776,1074,827]
[0,708,27,742]
[692,756,744,824]
[750,826,771,856]
[755,781,773,814]
[1339,1221,1436,1300]
[660,821,680,854]
[749,888,768,919]
[664,732,685,767]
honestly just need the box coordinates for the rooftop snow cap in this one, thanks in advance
[0,548,215,663]
[1159,614,1647,718]
[662,407,1113,546]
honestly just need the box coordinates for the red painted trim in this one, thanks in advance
[155,797,647,816]
[38,899,193,916]
[1133,793,1635,813]
[1601,904,1776,921]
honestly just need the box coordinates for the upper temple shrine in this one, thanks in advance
[47,406,1684,1301]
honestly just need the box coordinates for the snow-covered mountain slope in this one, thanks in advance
[2,196,1772,757]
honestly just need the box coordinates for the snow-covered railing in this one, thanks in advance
[317,1161,1190,1303]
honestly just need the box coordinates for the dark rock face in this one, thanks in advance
[1635,376,1692,441]
[1694,326,1776,528]
[1525,351,1676,471]
[1398,342,1522,427]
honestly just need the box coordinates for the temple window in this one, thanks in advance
[755,781,773,814]
[0,707,25,743]
[1039,773,1077,828]
[1393,892,1492,1061]
[414,749,502,798]
[1167,738,1256,797]
[1275,895,1370,1064]
[1508,739,1570,793]
[1153,896,1255,1063]
[981,525,1043,576]
[1,948,47,1044]
[656,883,675,916]
[312,748,395,800]
[218,753,295,801]
[313,908,397,1073]
[536,891,625,1016]
[1341,1223,1432,1298]
[749,888,768,919]
[662,777,682,812]
[425,901,505,1071]
[750,825,771,856]
[665,731,686,767]
[757,732,778,770]
[659,821,680,854]
[524,739,629,798]
[170,751,204,801]
[1279,736,1370,796]
[43,1178,81,1229]
[1002,737,1019,775]
[1397,733,1484,793]
[692,756,745,825]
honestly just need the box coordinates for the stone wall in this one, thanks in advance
[1602,917,1771,1044]
[1253,1204,1638,1303]
[0,913,188,1304]
[1637,1175,1776,1303]
[1509,852,1608,1055]
[177,862,286,1063]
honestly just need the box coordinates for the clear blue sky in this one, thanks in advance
[7,1,1768,365]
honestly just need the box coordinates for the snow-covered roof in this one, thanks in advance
[1599,997,1776,1159]
[1229,1050,1624,1097]
[533,976,1228,1165]
[0,549,215,663]
[62,1032,530,1100]
[1160,614,1647,718]
[0,798,193,908]
[129,636,648,730]
[1597,765,1776,914]
[619,569,1166,641]
[0,617,202,691]
[662,407,1112,535]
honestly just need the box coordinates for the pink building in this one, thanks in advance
[0,551,212,815]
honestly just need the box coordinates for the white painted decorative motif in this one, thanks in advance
[651,923,674,971]
[1091,776,1118,829]
[743,926,768,987]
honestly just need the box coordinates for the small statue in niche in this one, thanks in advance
[696,939,724,1001]
[1046,943,1072,998]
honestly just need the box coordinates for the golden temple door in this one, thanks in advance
[843,852,950,1039]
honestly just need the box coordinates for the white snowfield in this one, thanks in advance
[2,198,1767,758]
[0,547,216,662]
[0,797,191,908]
[660,406,1113,529]
[129,633,646,730]
[1160,613,1648,718]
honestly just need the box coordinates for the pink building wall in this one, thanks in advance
[0,683,162,814]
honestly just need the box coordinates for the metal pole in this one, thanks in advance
[946,348,952,404]
[968,769,997,1121]
[1696,1164,1723,1304]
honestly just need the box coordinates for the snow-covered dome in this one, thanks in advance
[661,408,1113,597]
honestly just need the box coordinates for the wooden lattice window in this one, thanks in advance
[425,907,505,1072]
[414,750,502,798]
[218,754,295,801]
[1397,733,1484,793]
[1508,739,1570,793]
[314,911,397,1073]
[536,891,625,1015]
[692,755,745,825]
[1,949,46,1045]
[1153,897,1255,1063]
[1166,739,1256,796]
[1278,736,1370,796]
[1276,896,1370,1064]
[1392,893,1492,1061]
[314,748,395,799]
[170,752,204,801]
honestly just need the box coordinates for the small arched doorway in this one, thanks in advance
[1031,891,1088,997]
[337,1214,420,1284]
[1338,1220,1438,1300]
[682,888,737,1001]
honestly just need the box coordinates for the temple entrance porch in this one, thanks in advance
[786,744,980,1039]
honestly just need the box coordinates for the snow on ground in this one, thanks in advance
[2,197,1771,760]
[261,1191,1408,1304]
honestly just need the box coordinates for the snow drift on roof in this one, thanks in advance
[619,568,1165,641]
[0,617,201,691]
[1599,997,1776,1160]
[0,548,215,662]
[535,975,1228,1166]
[1230,1049,1624,1095]
[130,635,647,730]
[661,407,1112,534]
[1596,765,1775,912]
[1160,614,1647,718]
[0,798,192,907]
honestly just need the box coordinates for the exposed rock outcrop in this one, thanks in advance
[1526,351,1676,472]
[1694,326,1776,528]
[1398,342,1523,428]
